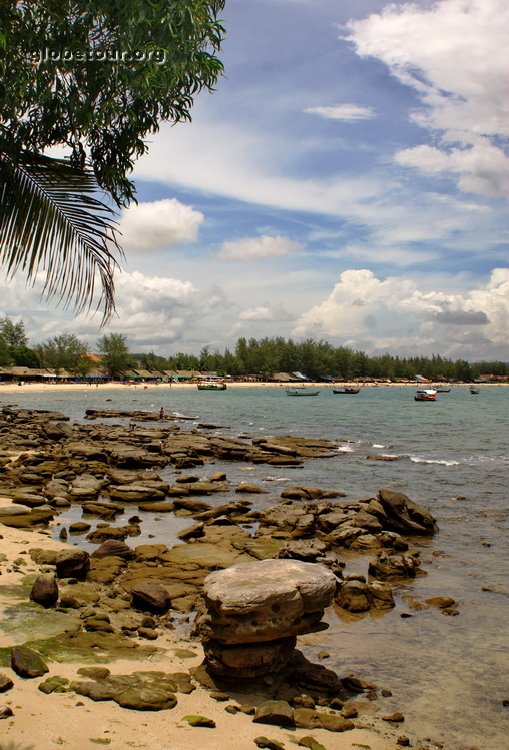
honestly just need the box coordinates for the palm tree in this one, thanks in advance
[0,144,122,324]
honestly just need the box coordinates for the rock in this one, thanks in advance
[42,421,73,440]
[203,637,297,680]
[0,674,14,693]
[108,483,166,502]
[277,540,328,562]
[298,737,326,750]
[30,573,59,607]
[293,708,353,732]
[254,737,285,750]
[335,580,395,612]
[382,711,405,723]
[0,706,14,719]
[235,483,266,494]
[182,715,216,728]
[376,489,438,535]
[253,700,295,727]
[368,550,422,580]
[131,581,172,613]
[69,521,92,534]
[38,676,71,693]
[55,548,90,580]
[197,559,337,645]
[73,672,178,710]
[11,646,49,678]
[91,540,135,560]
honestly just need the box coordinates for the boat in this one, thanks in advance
[286,386,320,396]
[197,380,227,391]
[332,387,360,394]
[435,387,451,393]
[414,389,437,402]
[469,386,480,394]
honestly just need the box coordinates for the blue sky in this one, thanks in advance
[2,0,508,359]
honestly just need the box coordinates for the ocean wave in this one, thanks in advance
[336,445,354,453]
[372,443,386,448]
[410,456,460,466]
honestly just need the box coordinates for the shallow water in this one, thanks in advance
[2,384,508,748]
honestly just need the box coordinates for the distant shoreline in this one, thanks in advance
[0,380,506,395]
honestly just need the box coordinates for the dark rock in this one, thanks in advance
[182,714,216,727]
[0,705,14,719]
[382,711,405,722]
[131,581,172,613]
[254,737,285,749]
[11,646,49,678]
[368,550,422,580]
[377,488,438,535]
[91,540,135,560]
[0,674,14,693]
[30,573,59,607]
[55,548,90,580]
[253,699,295,727]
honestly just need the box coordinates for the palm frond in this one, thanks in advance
[0,150,123,325]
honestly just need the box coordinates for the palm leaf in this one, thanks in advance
[0,150,123,324]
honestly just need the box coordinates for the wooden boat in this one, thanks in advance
[435,387,451,393]
[332,387,360,394]
[286,386,320,396]
[414,389,437,402]
[469,386,480,394]
[197,380,227,391]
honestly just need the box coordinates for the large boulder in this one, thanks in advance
[196,559,337,645]
[376,489,438,535]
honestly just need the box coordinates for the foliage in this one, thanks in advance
[0,0,225,320]
[97,332,132,377]
[37,332,88,374]
[0,316,28,347]
[0,151,122,323]
[1,0,225,206]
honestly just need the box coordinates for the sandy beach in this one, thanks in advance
[0,476,402,750]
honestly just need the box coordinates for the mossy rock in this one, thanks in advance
[73,672,179,711]
[182,714,216,728]
[24,630,162,664]
[38,675,71,694]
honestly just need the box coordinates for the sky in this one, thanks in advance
[2,0,508,360]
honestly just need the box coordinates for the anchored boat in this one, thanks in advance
[414,389,437,402]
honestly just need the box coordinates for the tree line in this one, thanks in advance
[0,320,507,382]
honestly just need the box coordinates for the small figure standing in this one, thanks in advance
[159,406,165,420]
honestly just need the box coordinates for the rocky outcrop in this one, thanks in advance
[195,559,337,680]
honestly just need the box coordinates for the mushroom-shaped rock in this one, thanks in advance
[197,559,337,645]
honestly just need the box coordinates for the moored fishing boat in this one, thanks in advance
[469,386,480,394]
[197,380,227,391]
[332,386,360,394]
[414,389,437,401]
[286,386,320,396]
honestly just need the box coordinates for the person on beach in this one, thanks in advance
[159,406,165,420]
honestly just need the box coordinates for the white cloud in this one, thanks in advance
[119,199,204,253]
[304,103,376,121]
[217,235,302,261]
[344,0,509,198]
[394,140,509,197]
[294,268,509,358]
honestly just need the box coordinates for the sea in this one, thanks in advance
[2,383,508,749]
